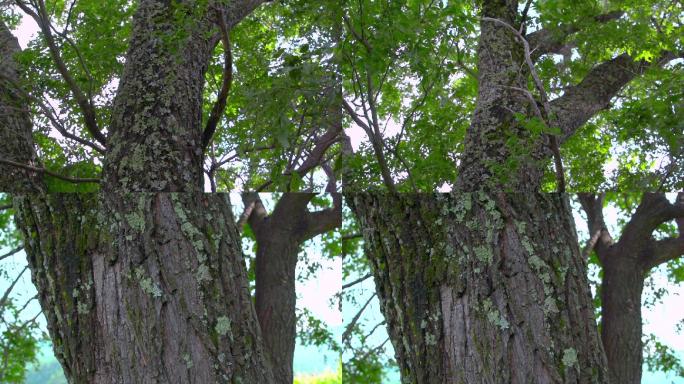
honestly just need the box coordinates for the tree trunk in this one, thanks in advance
[13,193,275,383]
[247,193,342,384]
[255,235,299,384]
[600,251,644,384]
[348,192,608,383]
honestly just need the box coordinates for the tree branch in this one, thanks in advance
[342,273,372,290]
[202,13,233,150]
[526,11,625,61]
[631,192,684,269]
[483,17,565,192]
[241,192,268,234]
[0,158,100,184]
[578,193,613,262]
[15,0,106,146]
[0,246,23,262]
[342,292,376,344]
[552,51,679,145]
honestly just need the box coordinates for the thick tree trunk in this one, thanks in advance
[600,252,644,384]
[14,193,275,383]
[580,193,684,383]
[102,0,267,192]
[349,192,608,383]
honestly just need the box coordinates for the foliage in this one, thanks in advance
[0,298,42,383]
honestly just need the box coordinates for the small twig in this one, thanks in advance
[202,12,233,150]
[0,158,100,183]
[342,293,376,343]
[342,273,372,290]
[0,246,23,262]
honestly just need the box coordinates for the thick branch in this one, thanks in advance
[552,51,678,144]
[621,193,684,250]
[242,192,269,235]
[527,11,625,60]
[630,192,684,269]
[648,236,684,270]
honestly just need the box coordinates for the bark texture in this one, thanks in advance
[102,0,266,192]
[14,193,274,383]
[600,253,644,384]
[349,192,608,383]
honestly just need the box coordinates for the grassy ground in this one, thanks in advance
[294,365,341,384]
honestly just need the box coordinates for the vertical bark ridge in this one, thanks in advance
[255,237,299,384]
[349,192,608,383]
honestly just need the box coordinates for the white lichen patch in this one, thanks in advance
[562,348,578,368]
[134,267,162,298]
[215,316,231,336]
[196,264,211,283]
[77,301,90,315]
[544,296,559,314]
[473,245,493,264]
[182,352,193,369]
[425,333,437,346]
[483,298,509,330]
[125,212,146,233]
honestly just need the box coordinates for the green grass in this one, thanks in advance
[293,363,341,384]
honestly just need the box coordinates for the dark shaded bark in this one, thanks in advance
[600,250,644,384]
[580,192,684,383]
[348,192,608,383]
[0,21,44,193]
[246,193,341,384]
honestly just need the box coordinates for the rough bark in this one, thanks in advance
[246,193,341,384]
[455,1,545,192]
[348,192,608,383]
[102,0,267,192]
[13,193,275,383]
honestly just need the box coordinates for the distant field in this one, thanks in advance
[24,342,341,384]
